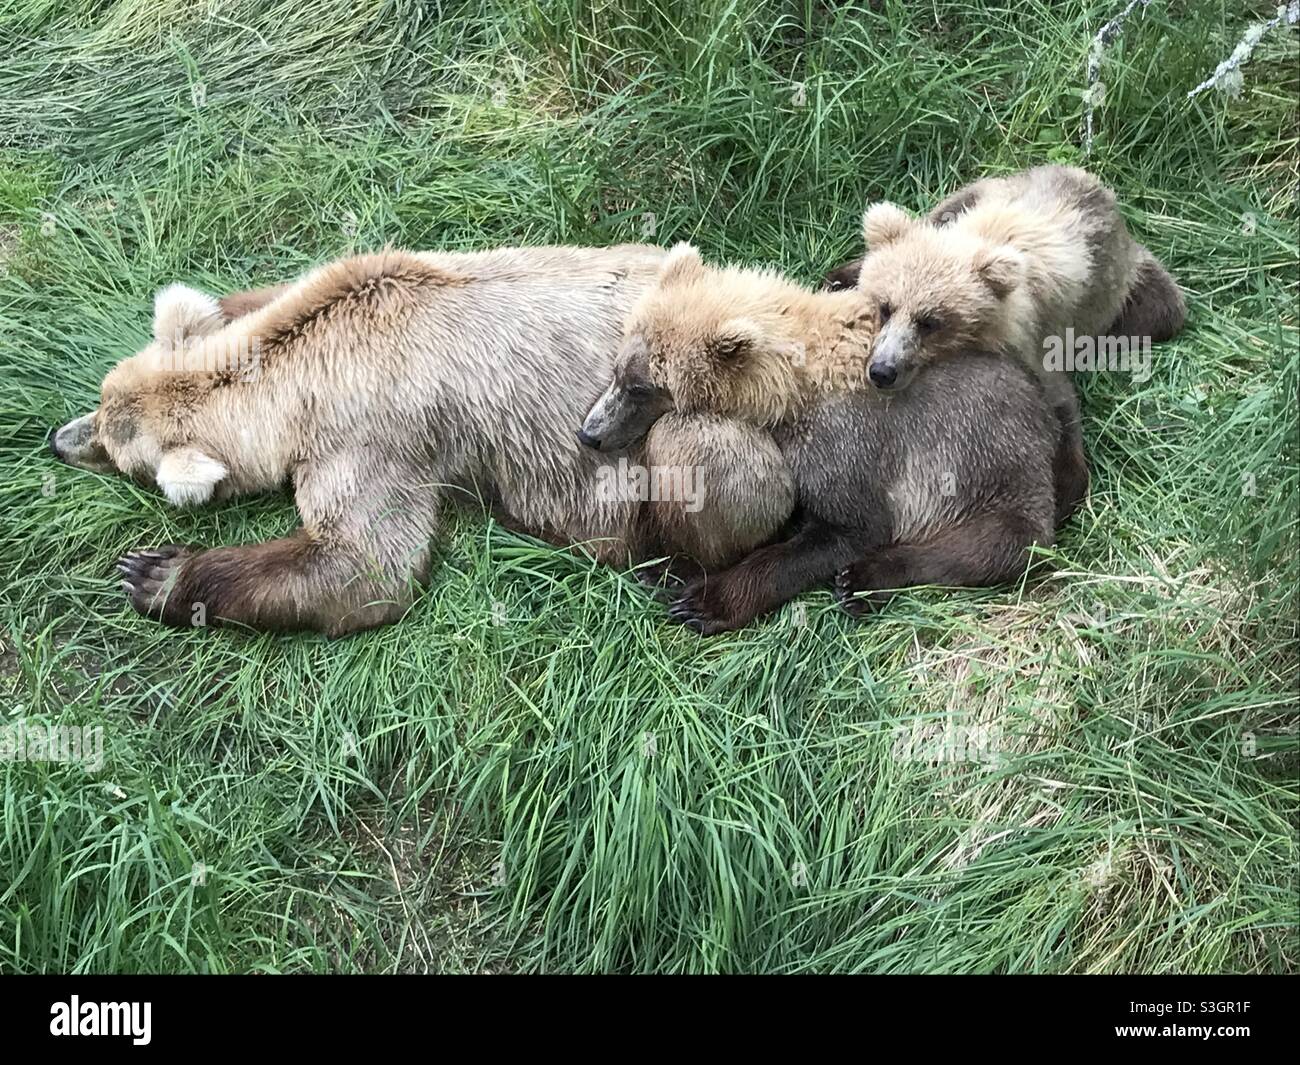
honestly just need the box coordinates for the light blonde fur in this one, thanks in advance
[626,243,876,425]
[855,165,1143,409]
[53,244,791,634]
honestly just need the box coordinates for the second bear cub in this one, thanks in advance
[852,165,1185,524]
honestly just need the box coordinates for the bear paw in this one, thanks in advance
[117,545,199,624]
[834,563,892,620]
[666,580,742,636]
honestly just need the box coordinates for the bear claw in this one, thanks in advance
[116,545,195,620]
[665,585,735,636]
[666,600,705,632]
[834,566,890,619]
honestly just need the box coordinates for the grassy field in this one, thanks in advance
[0,0,1296,974]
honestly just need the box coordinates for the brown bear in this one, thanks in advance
[825,166,1186,343]
[579,244,1061,634]
[838,166,1186,525]
[49,245,794,635]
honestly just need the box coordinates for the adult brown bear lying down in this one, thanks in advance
[49,245,795,635]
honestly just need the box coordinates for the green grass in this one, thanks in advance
[0,0,1296,973]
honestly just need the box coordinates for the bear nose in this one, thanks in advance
[576,427,600,450]
[47,427,63,460]
[869,361,897,389]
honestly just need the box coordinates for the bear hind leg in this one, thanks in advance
[835,510,1052,618]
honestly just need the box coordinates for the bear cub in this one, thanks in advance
[581,244,1062,634]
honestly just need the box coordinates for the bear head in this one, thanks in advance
[578,244,800,452]
[49,284,247,506]
[853,202,1026,392]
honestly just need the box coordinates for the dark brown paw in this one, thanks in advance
[822,258,862,292]
[117,545,200,625]
[666,579,745,636]
[834,563,892,619]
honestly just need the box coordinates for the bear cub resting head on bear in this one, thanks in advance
[581,243,1061,635]
[579,242,876,451]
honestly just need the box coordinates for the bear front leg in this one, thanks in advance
[1052,409,1090,527]
[667,517,868,635]
[118,533,429,636]
[117,536,409,634]
[117,454,439,635]
[1039,375,1089,527]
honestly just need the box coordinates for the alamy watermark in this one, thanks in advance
[1043,327,1152,383]
[1,720,104,773]
[892,719,1004,765]
[595,457,706,513]
[50,996,150,1045]
[152,331,264,380]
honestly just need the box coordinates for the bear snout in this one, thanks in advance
[49,412,116,474]
[868,360,898,389]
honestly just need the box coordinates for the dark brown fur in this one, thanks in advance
[663,356,1059,633]
[1052,406,1090,525]
[1107,245,1187,341]
[118,529,429,633]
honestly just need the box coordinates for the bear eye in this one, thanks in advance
[879,301,893,323]
[916,315,941,333]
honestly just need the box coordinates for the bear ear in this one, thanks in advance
[973,244,1025,298]
[153,284,224,346]
[658,242,705,286]
[155,446,228,506]
[711,317,763,362]
[862,202,916,249]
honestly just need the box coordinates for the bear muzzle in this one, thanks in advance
[49,412,116,474]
